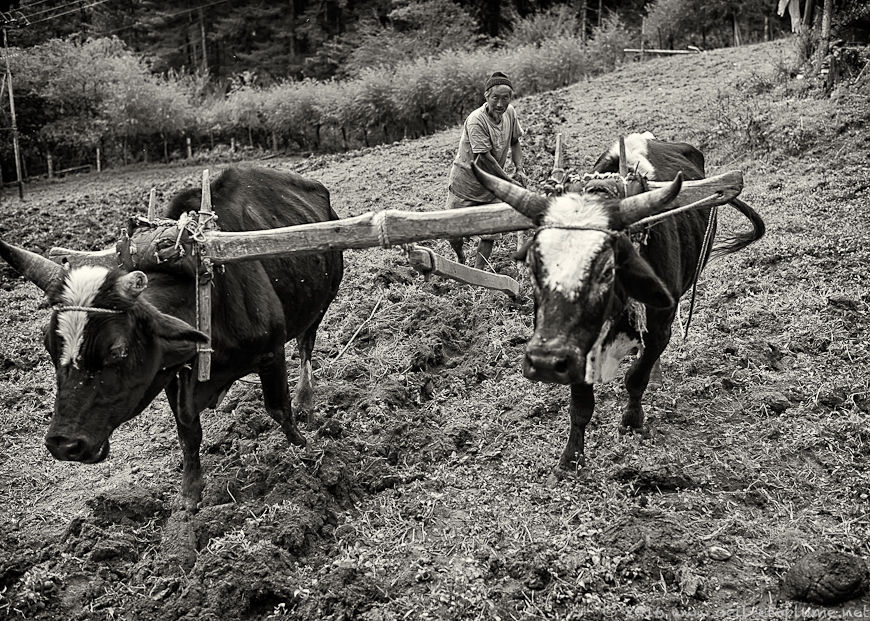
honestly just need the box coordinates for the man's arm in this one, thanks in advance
[510,141,527,186]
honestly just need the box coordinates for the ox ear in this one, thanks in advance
[116,271,148,301]
[152,313,209,344]
[147,310,209,367]
[614,236,674,310]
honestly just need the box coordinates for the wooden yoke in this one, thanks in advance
[196,170,216,381]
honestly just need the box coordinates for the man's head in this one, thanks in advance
[484,72,513,122]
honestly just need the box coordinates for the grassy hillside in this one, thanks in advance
[1,38,869,620]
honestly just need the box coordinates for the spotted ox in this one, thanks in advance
[473,133,765,475]
[0,166,344,510]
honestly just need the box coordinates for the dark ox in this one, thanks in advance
[0,166,343,509]
[473,133,765,474]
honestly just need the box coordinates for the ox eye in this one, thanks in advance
[109,342,129,363]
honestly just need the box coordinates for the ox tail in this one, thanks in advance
[709,197,765,260]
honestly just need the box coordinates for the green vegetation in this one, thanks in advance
[1,16,631,174]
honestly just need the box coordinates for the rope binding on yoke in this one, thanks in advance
[53,305,124,315]
[373,210,392,248]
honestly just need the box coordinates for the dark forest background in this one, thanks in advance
[0,0,866,179]
[4,0,808,84]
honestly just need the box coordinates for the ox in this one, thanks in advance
[0,166,344,510]
[473,133,765,475]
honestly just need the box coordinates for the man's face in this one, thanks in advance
[485,85,513,121]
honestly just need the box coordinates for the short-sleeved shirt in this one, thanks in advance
[447,103,524,204]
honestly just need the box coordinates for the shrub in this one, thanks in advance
[585,14,631,74]
[10,16,636,168]
[506,5,580,48]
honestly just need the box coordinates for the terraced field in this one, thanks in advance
[2,38,870,619]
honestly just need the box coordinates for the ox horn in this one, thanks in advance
[0,239,64,292]
[618,171,684,226]
[470,160,549,220]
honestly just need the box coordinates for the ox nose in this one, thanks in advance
[45,435,93,462]
[524,346,581,384]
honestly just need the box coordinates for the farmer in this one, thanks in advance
[446,71,527,269]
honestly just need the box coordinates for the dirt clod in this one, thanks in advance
[782,551,870,605]
[87,486,166,525]
[754,389,792,414]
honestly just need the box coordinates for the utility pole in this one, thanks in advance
[199,7,208,74]
[2,27,22,200]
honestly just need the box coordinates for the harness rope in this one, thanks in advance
[53,305,123,315]
[373,211,391,248]
[681,203,718,339]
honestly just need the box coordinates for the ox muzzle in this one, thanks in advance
[523,336,585,385]
[45,433,110,464]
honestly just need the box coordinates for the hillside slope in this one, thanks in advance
[2,39,870,620]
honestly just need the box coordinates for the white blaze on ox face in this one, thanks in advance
[56,266,110,367]
[535,195,612,301]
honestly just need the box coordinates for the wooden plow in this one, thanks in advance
[49,134,747,382]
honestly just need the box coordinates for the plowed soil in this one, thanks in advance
[2,39,870,620]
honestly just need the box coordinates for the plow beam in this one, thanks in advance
[407,245,520,299]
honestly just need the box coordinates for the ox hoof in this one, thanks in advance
[548,455,585,486]
[171,495,201,514]
[618,423,650,437]
[287,429,307,448]
[547,466,583,487]
[293,407,317,428]
[291,397,314,424]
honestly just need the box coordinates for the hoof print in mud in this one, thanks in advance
[612,465,695,494]
[782,551,870,605]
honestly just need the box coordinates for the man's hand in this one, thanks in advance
[512,169,529,188]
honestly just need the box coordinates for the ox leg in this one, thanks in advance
[449,237,466,265]
[474,235,497,270]
[292,327,318,425]
[260,353,307,448]
[556,383,595,475]
[167,368,204,512]
[621,325,671,431]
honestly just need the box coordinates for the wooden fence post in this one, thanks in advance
[96,146,102,172]
[640,17,645,60]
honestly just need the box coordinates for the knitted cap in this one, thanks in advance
[484,71,513,91]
